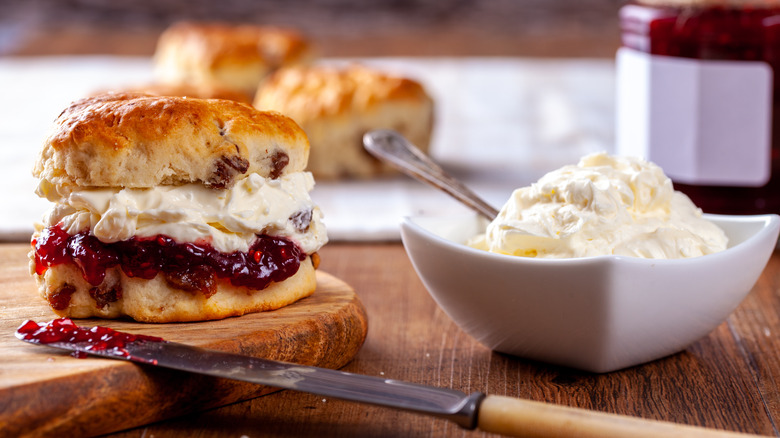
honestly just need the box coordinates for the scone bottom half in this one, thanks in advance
[30,92,326,323]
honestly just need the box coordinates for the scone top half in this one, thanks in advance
[31,93,328,322]
[36,92,308,190]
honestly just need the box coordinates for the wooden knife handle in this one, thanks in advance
[477,395,766,438]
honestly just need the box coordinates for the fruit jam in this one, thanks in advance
[16,318,163,360]
[620,1,780,214]
[33,225,306,297]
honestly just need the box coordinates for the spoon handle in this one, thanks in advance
[363,130,500,220]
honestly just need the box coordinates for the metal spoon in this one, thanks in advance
[363,130,500,220]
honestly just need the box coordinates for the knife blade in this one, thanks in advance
[14,318,482,428]
[15,319,763,438]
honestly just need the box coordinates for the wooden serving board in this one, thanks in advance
[0,244,369,438]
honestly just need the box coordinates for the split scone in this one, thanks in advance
[30,92,328,323]
[253,64,435,180]
[153,21,312,101]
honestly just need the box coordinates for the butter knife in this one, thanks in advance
[16,320,761,438]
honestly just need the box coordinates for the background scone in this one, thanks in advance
[153,21,312,102]
[31,92,328,323]
[96,82,253,104]
[254,64,435,179]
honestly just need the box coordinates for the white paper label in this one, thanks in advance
[615,47,773,186]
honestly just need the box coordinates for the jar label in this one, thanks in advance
[616,47,772,186]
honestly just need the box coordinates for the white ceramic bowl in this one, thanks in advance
[400,213,780,373]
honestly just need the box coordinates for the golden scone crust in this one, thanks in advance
[153,21,312,97]
[254,65,434,179]
[31,253,317,323]
[34,92,309,190]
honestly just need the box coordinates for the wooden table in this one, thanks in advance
[75,242,773,437]
[2,240,780,437]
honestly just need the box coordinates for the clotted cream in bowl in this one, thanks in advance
[400,153,779,372]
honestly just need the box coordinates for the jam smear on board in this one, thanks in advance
[32,225,305,294]
[16,318,164,360]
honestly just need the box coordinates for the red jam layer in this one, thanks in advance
[32,225,306,294]
[620,3,780,214]
[16,318,164,360]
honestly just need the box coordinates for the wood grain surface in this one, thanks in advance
[0,244,368,438]
[4,1,622,58]
[92,243,780,438]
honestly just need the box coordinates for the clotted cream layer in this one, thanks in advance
[36,172,328,254]
[470,153,727,259]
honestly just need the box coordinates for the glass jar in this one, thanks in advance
[616,0,780,214]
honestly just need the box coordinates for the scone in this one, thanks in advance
[99,82,253,104]
[153,21,312,101]
[253,64,434,180]
[30,92,328,323]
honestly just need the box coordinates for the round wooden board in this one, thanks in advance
[0,244,368,438]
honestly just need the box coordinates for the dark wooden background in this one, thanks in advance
[2,0,623,58]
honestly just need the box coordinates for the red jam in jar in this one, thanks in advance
[617,0,780,214]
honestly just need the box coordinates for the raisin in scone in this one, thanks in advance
[253,64,435,180]
[153,21,312,101]
[31,92,328,322]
